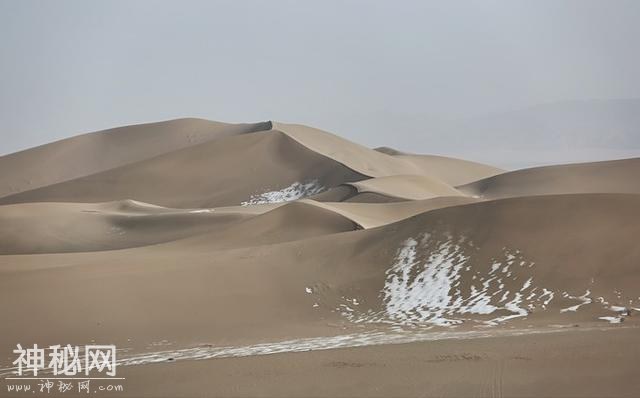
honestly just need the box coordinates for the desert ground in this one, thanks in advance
[1,119,639,397]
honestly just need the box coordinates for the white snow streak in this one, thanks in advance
[241,180,325,206]
[344,234,553,327]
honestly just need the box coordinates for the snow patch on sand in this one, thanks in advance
[241,180,325,206]
[344,234,553,327]
[110,326,611,370]
[189,209,214,214]
[599,316,623,324]
[560,290,592,313]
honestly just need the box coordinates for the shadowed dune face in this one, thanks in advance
[0,118,273,198]
[0,118,638,396]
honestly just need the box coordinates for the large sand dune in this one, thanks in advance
[0,119,638,397]
[0,130,365,208]
[0,118,271,198]
[274,122,502,185]
[459,157,640,199]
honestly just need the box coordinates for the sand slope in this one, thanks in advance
[304,196,478,228]
[161,201,359,251]
[309,186,407,203]
[274,122,502,185]
[119,328,640,398]
[273,122,421,177]
[309,174,465,204]
[0,118,271,198]
[1,193,638,355]
[351,193,640,327]
[0,121,503,209]
[0,200,252,255]
[460,157,640,199]
[0,130,365,208]
[396,154,504,186]
[345,174,463,200]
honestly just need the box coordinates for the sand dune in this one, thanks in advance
[344,174,463,201]
[342,192,408,203]
[2,193,638,351]
[372,146,505,186]
[460,157,640,199]
[0,200,253,255]
[0,121,503,208]
[310,185,407,203]
[371,147,505,186]
[347,193,640,327]
[0,118,271,198]
[0,192,469,255]
[274,122,502,185]
[311,174,463,203]
[395,154,504,186]
[0,130,365,208]
[273,122,422,177]
[308,185,359,202]
[161,201,359,251]
[304,196,478,228]
[1,119,638,397]
[0,121,504,209]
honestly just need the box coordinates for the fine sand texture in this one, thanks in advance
[1,119,638,398]
[0,119,272,198]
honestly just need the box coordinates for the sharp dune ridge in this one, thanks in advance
[1,119,639,396]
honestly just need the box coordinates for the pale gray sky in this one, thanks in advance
[1,0,640,166]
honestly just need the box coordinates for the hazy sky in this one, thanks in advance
[1,0,640,157]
